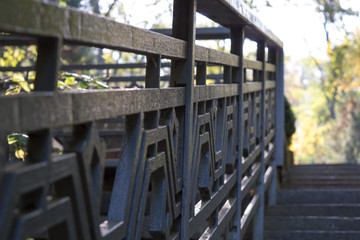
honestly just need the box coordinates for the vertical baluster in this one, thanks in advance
[253,40,266,240]
[196,62,207,85]
[224,65,232,84]
[31,35,62,220]
[273,48,284,201]
[146,54,161,88]
[268,47,278,206]
[275,48,284,166]
[171,0,197,239]
[0,134,7,200]
[34,37,62,91]
[230,25,244,239]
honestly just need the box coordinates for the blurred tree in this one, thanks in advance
[311,0,358,120]
[285,97,296,144]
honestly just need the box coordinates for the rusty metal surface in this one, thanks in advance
[0,0,283,239]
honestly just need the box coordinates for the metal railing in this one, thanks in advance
[0,0,284,239]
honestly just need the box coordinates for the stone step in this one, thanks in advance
[290,169,360,176]
[284,185,360,190]
[287,181,360,185]
[264,216,360,231]
[290,168,360,172]
[291,164,360,169]
[288,176,360,180]
[288,181,360,184]
[286,182,360,187]
[264,231,360,240]
[285,182,360,188]
[266,165,360,239]
[266,204,360,217]
[277,190,360,204]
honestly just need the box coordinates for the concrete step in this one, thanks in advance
[290,174,360,181]
[286,182,360,186]
[290,164,360,169]
[285,183,360,189]
[287,181,360,185]
[264,231,360,240]
[277,190,360,204]
[290,170,360,176]
[264,216,360,231]
[284,185,360,189]
[267,165,360,239]
[290,168,360,172]
[266,204,360,217]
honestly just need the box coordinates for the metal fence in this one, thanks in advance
[0,0,284,239]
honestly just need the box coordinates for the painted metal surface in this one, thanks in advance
[0,0,283,239]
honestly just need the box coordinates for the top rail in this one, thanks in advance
[0,0,187,58]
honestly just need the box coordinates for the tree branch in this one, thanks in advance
[105,0,118,17]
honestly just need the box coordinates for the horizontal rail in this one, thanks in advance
[195,46,240,66]
[264,166,274,191]
[0,88,185,132]
[0,60,269,73]
[0,0,187,59]
[0,84,247,133]
[189,170,237,236]
[241,162,261,199]
[244,59,262,70]
[242,146,261,175]
[241,193,261,239]
[152,27,230,40]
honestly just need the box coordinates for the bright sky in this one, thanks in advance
[255,0,360,61]
[103,0,360,62]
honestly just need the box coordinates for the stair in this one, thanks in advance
[265,164,360,240]
[283,164,360,189]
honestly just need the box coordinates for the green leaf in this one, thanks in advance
[57,80,67,89]
[7,133,29,145]
[52,147,63,155]
[64,76,76,85]
[59,0,67,6]
[93,80,109,89]
[79,81,89,89]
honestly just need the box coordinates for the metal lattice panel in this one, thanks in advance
[0,0,284,239]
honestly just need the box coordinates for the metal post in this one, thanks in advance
[275,48,285,166]
[268,47,280,205]
[196,62,207,85]
[231,26,244,239]
[35,37,62,91]
[146,54,161,88]
[171,0,197,239]
[224,65,231,84]
[253,40,266,240]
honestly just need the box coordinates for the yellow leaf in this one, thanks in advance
[5,85,21,95]
[12,73,25,83]
[15,149,26,161]
[19,81,31,93]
